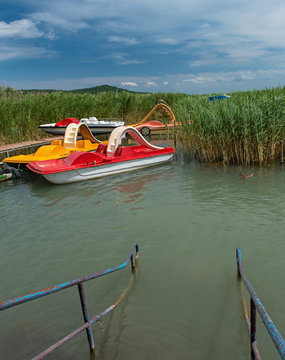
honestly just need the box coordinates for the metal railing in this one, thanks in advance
[0,242,139,359]
[236,248,285,359]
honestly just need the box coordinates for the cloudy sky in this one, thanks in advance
[1,0,285,94]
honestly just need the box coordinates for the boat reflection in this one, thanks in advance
[28,164,174,206]
[112,166,174,204]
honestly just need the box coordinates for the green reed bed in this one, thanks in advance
[0,90,163,144]
[0,88,185,144]
[175,87,285,165]
[1,87,285,165]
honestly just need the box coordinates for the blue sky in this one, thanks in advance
[1,0,285,94]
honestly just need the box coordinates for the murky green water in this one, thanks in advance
[1,144,285,359]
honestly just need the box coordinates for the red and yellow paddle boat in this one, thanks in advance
[3,122,106,169]
[27,126,175,184]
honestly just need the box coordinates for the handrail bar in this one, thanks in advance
[0,243,139,359]
[236,248,285,359]
[33,282,132,360]
[0,242,139,311]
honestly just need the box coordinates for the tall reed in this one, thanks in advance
[176,87,285,165]
[1,86,285,165]
[0,89,185,143]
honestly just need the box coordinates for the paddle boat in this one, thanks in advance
[27,126,175,184]
[39,117,124,135]
[134,119,177,136]
[131,100,178,136]
[3,122,106,169]
[39,100,177,137]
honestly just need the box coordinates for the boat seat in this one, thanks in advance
[76,140,85,149]
[101,144,107,155]
[96,143,107,154]
[51,140,63,146]
[114,147,122,157]
[96,144,104,153]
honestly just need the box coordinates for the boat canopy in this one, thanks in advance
[129,100,176,127]
[106,126,163,157]
[63,122,102,148]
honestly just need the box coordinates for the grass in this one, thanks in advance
[1,86,285,165]
[0,89,178,143]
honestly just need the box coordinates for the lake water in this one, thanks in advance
[1,140,285,359]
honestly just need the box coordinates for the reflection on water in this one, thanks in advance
[28,165,175,209]
[112,169,174,206]
[98,270,140,360]
[1,142,285,360]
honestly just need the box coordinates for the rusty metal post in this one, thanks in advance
[130,244,139,272]
[250,298,257,359]
[280,142,284,164]
[130,254,134,272]
[236,248,242,279]
[78,283,95,353]
[135,244,139,264]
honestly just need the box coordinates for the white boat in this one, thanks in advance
[39,117,124,135]
[27,126,175,184]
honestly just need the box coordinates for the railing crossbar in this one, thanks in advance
[0,243,139,311]
[33,303,116,360]
[1,242,139,359]
[236,248,285,360]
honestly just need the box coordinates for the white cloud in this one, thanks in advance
[4,68,285,93]
[157,38,178,45]
[17,1,285,47]
[121,81,137,86]
[183,76,216,84]
[112,53,143,65]
[180,69,285,86]
[146,81,156,86]
[4,0,285,93]
[107,36,138,46]
[0,46,55,61]
[118,59,143,65]
[213,3,285,49]
[0,19,43,38]
[30,12,89,32]
[189,57,219,68]
[11,0,285,68]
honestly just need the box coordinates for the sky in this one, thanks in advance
[1,0,285,94]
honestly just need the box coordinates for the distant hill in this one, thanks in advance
[19,84,145,94]
[68,84,143,94]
